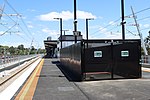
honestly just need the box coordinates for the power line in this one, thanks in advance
[140,27,150,31]
[20,16,34,38]
[125,27,150,34]
[128,15,150,25]
[4,0,20,15]
[126,7,150,24]
[137,16,150,22]
[126,7,150,18]
[0,10,21,36]
[91,18,120,36]
[134,7,150,15]
[0,23,17,36]
[91,7,150,37]
[17,23,32,40]
[0,9,18,24]
[15,33,29,42]
[3,0,34,39]
[126,29,137,36]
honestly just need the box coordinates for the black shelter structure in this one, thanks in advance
[60,39,141,81]
[44,38,57,58]
[59,0,142,81]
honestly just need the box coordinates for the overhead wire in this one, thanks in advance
[20,17,34,39]
[0,9,18,25]
[91,6,150,38]
[126,29,138,36]
[128,15,150,24]
[91,18,120,36]
[4,0,19,15]
[0,23,17,36]
[126,7,150,24]
[3,0,40,48]
[0,9,19,35]
[137,16,150,22]
[126,7,150,38]
[3,0,33,39]
[134,7,150,15]
[0,3,5,20]
[0,0,33,50]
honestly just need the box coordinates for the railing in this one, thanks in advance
[0,54,39,68]
[0,54,44,77]
[141,55,150,64]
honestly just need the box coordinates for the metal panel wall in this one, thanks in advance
[60,39,141,81]
[84,44,112,73]
[83,39,141,79]
[60,42,83,80]
[112,41,141,78]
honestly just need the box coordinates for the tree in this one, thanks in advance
[9,46,15,55]
[17,44,24,50]
[144,35,150,54]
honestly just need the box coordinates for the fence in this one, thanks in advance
[141,55,150,64]
[0,55,39,68]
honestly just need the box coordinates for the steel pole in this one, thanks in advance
[74,0,77,43]
[86,19,88,48]
[60,18,62,49]
[121,0,125,40]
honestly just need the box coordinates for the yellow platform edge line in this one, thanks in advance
[15,59,44,100]
[142,67,150,73]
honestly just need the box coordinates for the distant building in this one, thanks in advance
[47,36,52,41]
[44,35,82,58]
[44,37,57,58]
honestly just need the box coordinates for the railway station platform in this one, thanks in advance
[1,57,150,100]
[14,58,88,100]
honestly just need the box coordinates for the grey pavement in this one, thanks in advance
[33,58,88,100]
[76,79,150,100]
[33,58,150,100]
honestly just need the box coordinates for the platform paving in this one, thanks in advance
[33,58,88,100]
[33,58,150,100]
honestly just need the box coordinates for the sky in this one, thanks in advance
[0,0,150,49]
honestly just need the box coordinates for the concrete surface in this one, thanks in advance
[33,58,150,100]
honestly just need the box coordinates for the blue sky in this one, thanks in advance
[0,0,150,49]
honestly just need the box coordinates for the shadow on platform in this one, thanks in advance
[51,60,81,82]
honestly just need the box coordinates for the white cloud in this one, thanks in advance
[91,32,139,40]
[27,9,36,12]
[42,28,59,39]
[98,16,103,19]
[104,32,122,39]
[0,31,4,35]
[143,24,150,28]
[89,26,140,40]
[77,10,96,19]
[15,31,23,36]
[38,10,97,21]
[28,25,33,28]
[109,21,117,26]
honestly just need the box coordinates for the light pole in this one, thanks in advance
[121,0,126,40]
[62,30,69,35]
[74,0,77,43]
[86,18,94,48]
[54,18,63,49]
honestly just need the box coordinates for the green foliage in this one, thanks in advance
[9,46,15,55]
[0,44,45,55]
[144,35,150,55]
[17,44,24,50]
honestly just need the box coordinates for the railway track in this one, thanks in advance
[0,56,40,90]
